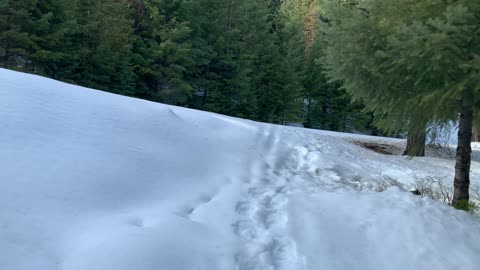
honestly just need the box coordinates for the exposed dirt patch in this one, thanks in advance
[354,141,401,155]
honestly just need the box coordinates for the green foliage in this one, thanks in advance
[322,0,480,204]
[454,199,478,214]
[131,0,193,104]
[303,37,372,131]
[0,0,371,132]
[321,0,480,133]
[0,0,73,74]
[71,0,135,93]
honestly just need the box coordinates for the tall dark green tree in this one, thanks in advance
[322,0,480,208]
[0,0,73,75]
[184,0,304,123]
[320,0,429,152]
[130,0,193,104]
[183,0,254,118]
[280,0,371,131]
[385,0,480,208]
[181,0,224,110]
[67,0,135,94]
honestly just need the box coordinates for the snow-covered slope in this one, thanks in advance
[1,68,479,270]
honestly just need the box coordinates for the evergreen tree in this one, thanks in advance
[129,0,193,105]
[304,34,371,131]
[321,0,429,150]
[0,0,73,75]
[184,0,255,118]
[66,0,135,94]
[184,0,303,122]
[275,10,304,124]
[385,0,480,208]
[281,0,371,131]
[322,0,480,208]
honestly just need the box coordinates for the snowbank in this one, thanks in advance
[289,189,480,270]
[1,68,479,270]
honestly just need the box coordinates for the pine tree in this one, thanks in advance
[275,19,304,124]
[279,0,371,131]
[185,0,283,121]
[181,0,223,110]
[63,0,135,94]
[240,0,283,122]
[0,0,73,75]
[129,0,193,105]
[320,0,430,149]
[198,0,255,118]
[322,0,480,208]
[384,0,480,208]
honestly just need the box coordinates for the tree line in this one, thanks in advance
[0,0,373,132]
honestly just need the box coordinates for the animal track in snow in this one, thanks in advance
[233,126,306,270]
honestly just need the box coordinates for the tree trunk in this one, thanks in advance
[403,125,426,156]
[202,65,210,106]
[226,0,235,55]
[452,106,473,208]
[472,128,480,142]
[304,97,312,128]
[2,35,8,68]
[303,2,319,58]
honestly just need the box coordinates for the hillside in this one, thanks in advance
[1,68,480,270]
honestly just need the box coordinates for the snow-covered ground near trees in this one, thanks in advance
[1,68,480,270]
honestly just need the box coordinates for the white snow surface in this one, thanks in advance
[1,68,480,270]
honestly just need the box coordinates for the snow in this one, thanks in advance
[1,68,480,270]
[289,190,480,270]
